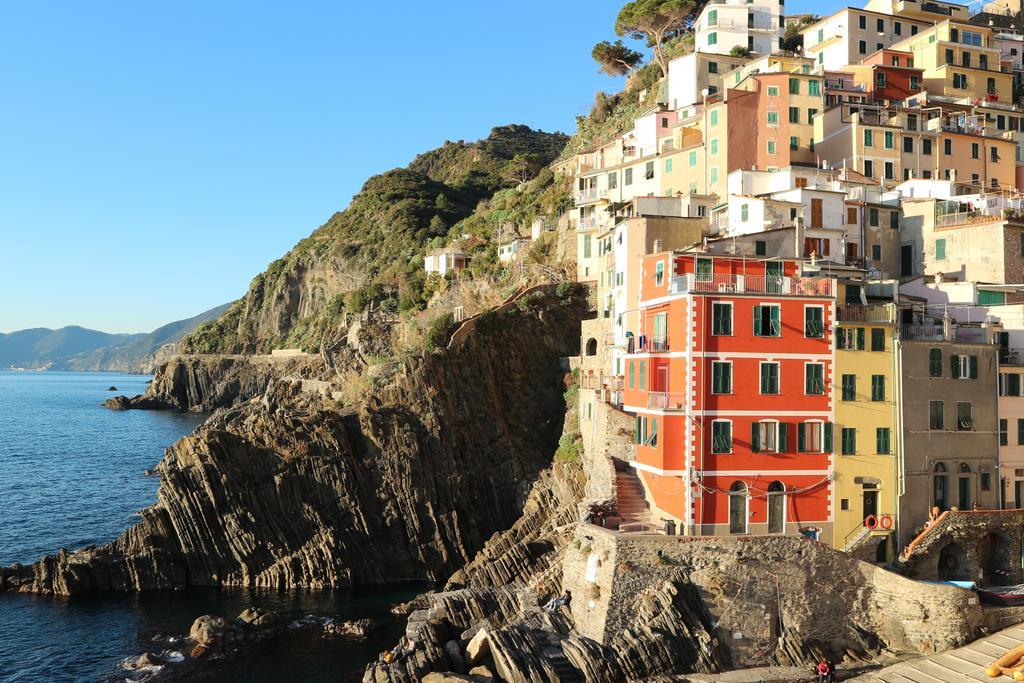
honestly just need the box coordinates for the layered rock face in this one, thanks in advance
[1,288,586,595]
[105,353,327,412]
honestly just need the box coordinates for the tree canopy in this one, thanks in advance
[615,0,701,76]
[592,39,644,77]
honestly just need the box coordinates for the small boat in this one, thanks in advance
[979,584,1024,607]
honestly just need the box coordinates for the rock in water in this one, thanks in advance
[102,395,133,410]
[107,386,118,391]
[189,615,228,649]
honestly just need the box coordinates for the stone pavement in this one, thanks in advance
[854,624,1024,682]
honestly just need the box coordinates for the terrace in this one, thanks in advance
[667,273,834,297]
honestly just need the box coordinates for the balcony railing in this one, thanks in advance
[576,187,609,204]
[647,392,687,411]
[667,273,833,297]
[936,209,1002,227]
[747,20,777,31]
[900,323,948,341]
[836,303,896,323]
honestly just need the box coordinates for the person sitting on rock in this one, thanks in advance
[543,590,572,612]
[815,657,837,682]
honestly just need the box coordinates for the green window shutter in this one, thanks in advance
[929,348,942,377]
[876,428,890,454]
[856,328,865,350]
[629,361,635,389]
[871,328,885,351]
[751,422,761,453]
[837,330,845,350]
[650,418,658,446]
[951,355,960,379]
[754,305,763,335]
[636,417,642,444]
[770,306,781,336]
[640,361,646,388]
[1001,419,1008,446]
[872,375,885,401]
[1018,418,1024,445]
[797,423,806,452]
[842,427,856,455]
[824,422,834,453]
[1011,374,1021,396]
[778,423,789,452]
[970,355,978,379]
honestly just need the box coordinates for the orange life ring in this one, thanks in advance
[865,514,878,529]
[879,514,893,530]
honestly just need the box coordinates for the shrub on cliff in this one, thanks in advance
[423,312,455,353]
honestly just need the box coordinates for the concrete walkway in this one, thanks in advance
[855,624,1024,681]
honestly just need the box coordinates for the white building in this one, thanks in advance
[694,0,785,56]
[801,8,931,71]
[423,247,468,276]
[498,236,532,262]
[666,51,750,109]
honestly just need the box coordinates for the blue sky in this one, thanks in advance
[0,0,841,333]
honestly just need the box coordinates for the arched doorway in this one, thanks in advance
[585,338,597,356]
[729,481,748,534]
[767,481,785,534]
[933,462,949,511]
[957,464,972,510]
[937,542,970,581]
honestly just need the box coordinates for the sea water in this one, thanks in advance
[0,371,418,681]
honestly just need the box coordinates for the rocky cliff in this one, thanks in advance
[1,286,586,595]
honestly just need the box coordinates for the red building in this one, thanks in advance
[859,49,924,102]
[622,253,836,541]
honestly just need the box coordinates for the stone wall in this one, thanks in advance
[562,527,986,666]
[901,509,1024,585]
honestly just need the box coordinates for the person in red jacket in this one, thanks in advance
[816,658,837,682]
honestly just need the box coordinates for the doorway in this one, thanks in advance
[863,484,879,521]
[901,244,913,277]
[958,464,971,510]
[768,481,785,534]
[729,481,748,534]
[766,262,783,294]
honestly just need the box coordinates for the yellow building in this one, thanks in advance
[833,281,900,563]
[892,20,1013,101]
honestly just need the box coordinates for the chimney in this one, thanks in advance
[794,216,805,258]
[653,238,663,254]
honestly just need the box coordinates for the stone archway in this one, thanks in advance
[585,338,597,356]
[937,542,970,581]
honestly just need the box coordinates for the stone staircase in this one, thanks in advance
[615,466,654,532]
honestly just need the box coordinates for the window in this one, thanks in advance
[790,136,799,151]
[608,172,618,189]
[689,150,697,167]
[760,362,780,394]
[710,167,718,184]
[945,48,954,64]
[992,146,999,163]
[712,302,732,335]
[923,138,932,155]
[841,374,857,401]
[871,329,885,352]
[628,361,635,389]
[789,106,799,123]
[767,111,779,125]
[639,360,646,389]
[645,161,654,179]
[871,374,885,401]
[712,420,732,453]
[753,304,781,336]
[710,138,719,155]
[808,80,819,96]
[910,75,920,90]
[869,208,879,226]
[929,400,944,430]
[935,238,946,260]
[859,40,867,54]
[877,428,891,454]
[805,306,824,338]
[864,159,874,178]
[876,17,884,31]
[864,129,874,147]
[708,61,718,74]
[711,110,719,126]
[755,240,767,256]
[982,472,992,492]
[708,32,718,45]
[872,244,882,261]
[798,421,831,453]
[712,361,732,394]
[903,136,914,153]
[956,402,973,431]
[789,78,800,94]
[884,131,894,149]
[625,168,633,185]
[805,363,825,395]
[837,327,865,350]
[654,260,664,286]
[665,158,672,173]
[1009,373,1022,396]
[953,73,967,89]
[908,113,917,131]
[944,138,952,155]
[847,207,857,224]
[841,427,856,455]
[767,140,777,155]
[767,85,779,96]
[889,211,899,229]
[876,72,887,88]
[929,348,942,377]
[751,420,783,453]
[971,143,979,159]
[740,203,749,221]
[858,14,866,29]
[808,108,818,124]
[583,235,592,259]
[895,20,902,35]
[951,354,978,379]
[1019,418,1024,445]
[884,161,894,180]
[911,25,918,35]
[1001,419,1009,446]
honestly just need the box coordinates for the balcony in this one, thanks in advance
[900,322,949,341]
[836,303,896,323]
[576,187,609,204]
[647,392,687,411]
[667,273,834,297]
[747,20,777,31]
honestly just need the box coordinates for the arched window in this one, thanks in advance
[933,462,949,511]
[729,481,748,534]
[767,481,786,534]
[960,463,971,473]
[585,338,597,356]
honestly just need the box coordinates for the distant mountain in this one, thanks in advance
[0,303,232,373]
